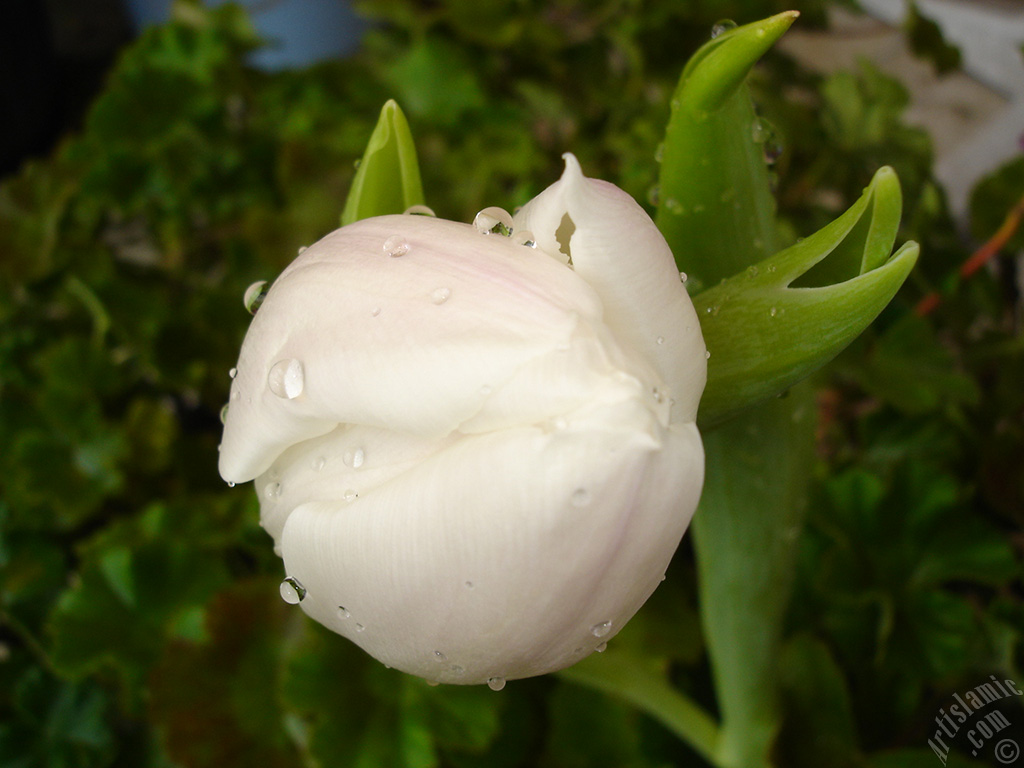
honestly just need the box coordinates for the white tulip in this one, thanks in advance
[219,154,707,686]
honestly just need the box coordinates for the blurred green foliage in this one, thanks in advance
[0,1,1020,766]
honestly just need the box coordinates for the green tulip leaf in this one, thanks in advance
[695,167,919,427]
[341,100,426,226]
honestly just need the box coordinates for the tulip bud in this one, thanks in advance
[219,155,707,686]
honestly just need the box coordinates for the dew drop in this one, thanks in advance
[571,488,591,507]
[343,489,358,502]
[433,650,447,662]
[511,229,536,247]
[487,676,506,691]
[591,620,612,638]
[679,271,688,283]
[706,349,712,359]
[265,482,281,499]
[312,456,326,471]
[595,642,608,653]
[337,606,350,619]
[427,680,440,687]
[751,116,770,144]
[229,367,237,379]
[355,623,365,633]
[656,335,665,345]
[465,580,474,589]
[244,281,268,315]
[268,358,304,399]
[652,386,664,404]
[430,287,451,305]
[280,577,306,604]
[705,305,720,317]
[297,245,308,255]
[473,206,513,235]
[403,204,436,217]
[219,404,229,424]
[450,665,465,675]
[352,448,364,468]
[383,235,410,257]
[711,19,737,38]
[227,481,236,488]
[371,306,382,317]
[769,307,778,318]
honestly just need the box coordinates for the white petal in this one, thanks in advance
[219,215,608,483]
[514,154,706,422]
[277,399,703,684]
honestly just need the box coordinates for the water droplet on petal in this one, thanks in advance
[473,206,513,235]
[343,489,358,502]
[244,281,268,315]
[450,665,465,675]
[591,620,612,638]
[487,676,506,691]
[679,271,688,283]
[227,481,236,488]
[427,680,440,687]
[371,306,382,317]
[403,204,436,217]
[595,642,608,653]
[511,229,536,247]
[229,367,237,379]
[465,581,474,589]
[280,576,306,604]
[656,336,665,345]
[711,19,737,38]
[265,482,281,499]
[312,456,326,471]
[383,235,410,257]
[769,307,778,318]
[297,245,307,255]
[430,287,451,304]
[337,606,350,619]
[219,404,229,424]
[705,349,712,359]
[268,359,304,399]
[352,448,364,468]
[355,623,365,633]
[434,650,447,662]
[571,488,591,507]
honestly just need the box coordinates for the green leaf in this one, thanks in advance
[559,648,720,765]
[657,15,798,282]
[777,634,861,767]
[694,167,919,427]
[341,100,426,226]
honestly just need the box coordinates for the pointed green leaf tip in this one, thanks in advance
[341,100,426,226]
[695,167,919,427]
[678,11,799,114]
